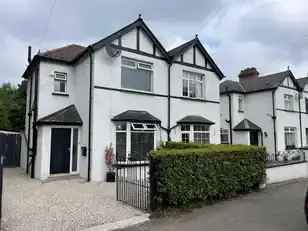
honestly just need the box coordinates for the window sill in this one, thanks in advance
[52,92,69,97]
[181,95,205,100]
[120,87,153,94]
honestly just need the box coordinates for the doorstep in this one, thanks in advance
[43,173,82,183]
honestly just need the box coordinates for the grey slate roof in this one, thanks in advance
[297,77,308,89]
[111,110,161,124]
[177,115,215,125]
[220,70,300,94]
[39,44,86,63]
[233,119,261,131]
[37,105,83,126]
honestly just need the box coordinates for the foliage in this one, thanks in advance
[104,143,114,172]
[0,81,27,131]
[150,143,266,209]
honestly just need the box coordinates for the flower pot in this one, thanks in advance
[106,171,115,182]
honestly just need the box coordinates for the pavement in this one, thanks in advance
[1,168,143,231]
[120,179,308,231]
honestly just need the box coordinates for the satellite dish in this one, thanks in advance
[106,44,121,58]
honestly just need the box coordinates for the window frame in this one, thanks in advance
[220,129,229,144]
[180,124,210,144]
[284,126,297,150]
[182,70,205,99]
[284,94,294,111]
[238,95,244,112]
[121,57,153,93]
[115,122,157,162]
[53,71,68,94]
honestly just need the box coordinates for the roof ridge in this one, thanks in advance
[42,44,85,55]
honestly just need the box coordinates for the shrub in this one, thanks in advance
[150,143,266,209]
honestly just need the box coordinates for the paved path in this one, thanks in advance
[121,179,308,231]
[2,168,143,231]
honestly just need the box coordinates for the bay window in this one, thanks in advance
[182,71,205,98]
[284,127,297,149]
[115,122,157,161]
[180,124,210,144]
[121,57,153,92]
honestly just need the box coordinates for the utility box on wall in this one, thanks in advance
[81,146,87,157]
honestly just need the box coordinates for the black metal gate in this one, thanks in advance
[114,160,150,211]
[0,131,21,167]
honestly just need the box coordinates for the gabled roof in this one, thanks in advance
[111,110,161,124]
[91,17,169,59]
[220,70,301,95]
[297,77,308,89]
[37,105,83,126]
[233,119,261,131]
[168,37,224,80]
[177,115,215,125]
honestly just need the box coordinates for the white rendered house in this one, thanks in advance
[21,16,224,181]
[220,67,308,155]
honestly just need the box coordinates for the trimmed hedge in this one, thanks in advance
[150,142,266,209]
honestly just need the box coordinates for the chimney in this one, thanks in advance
[239,67,259,82]
[28,46,32,64]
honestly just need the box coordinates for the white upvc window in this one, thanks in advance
[180,124,210,144]
[182,71,205,99]
[53,72,67,94]
[220,129,229,144]
[284,94,294,110]
[121,57,153,92]
[284,127,297,149]
[238,95,244,112]
[115,122,157,162]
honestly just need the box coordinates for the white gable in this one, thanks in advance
[183,46,193,63]
[121,28,137,49]
[195,47,205,67]
[282,76,295,88]
[139,30,153,54]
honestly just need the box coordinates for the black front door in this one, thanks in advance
[50,128,71,174]
[250,131,259,146]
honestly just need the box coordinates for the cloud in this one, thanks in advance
[1,0,308,85]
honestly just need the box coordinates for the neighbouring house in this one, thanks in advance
[21,16,224,181]
[220,67,308,155]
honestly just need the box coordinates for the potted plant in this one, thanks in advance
[105,143,115,182]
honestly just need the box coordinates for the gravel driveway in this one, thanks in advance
[1,168,143,231]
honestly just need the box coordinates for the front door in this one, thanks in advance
[50,128,71,174]
[250,131,259,146]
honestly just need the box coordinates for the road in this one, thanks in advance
[120,179,308,231]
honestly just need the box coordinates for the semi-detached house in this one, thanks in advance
[21,16,224,181]
[220,67,308,155]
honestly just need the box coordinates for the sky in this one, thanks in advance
[1,0,308,85]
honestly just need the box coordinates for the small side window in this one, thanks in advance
[53,72,67,94]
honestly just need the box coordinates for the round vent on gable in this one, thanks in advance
[106,44,121,58]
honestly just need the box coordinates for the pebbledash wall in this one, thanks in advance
[91,34,221,181]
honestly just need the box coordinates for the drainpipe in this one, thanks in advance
[31,67,39,178]
[272,90,277,158]
[298,91,303,147]
[228,93,233,144]
[87,46,94,182]
[167,62,171,141]
[26,59,33,174]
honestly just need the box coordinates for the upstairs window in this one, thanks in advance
[284,94,294,110]
[305,98,308,113]
[53,72,67,93]
[180,124,210,144]
[121,57,153,92]
[182,71,205,98]
[238,95,244,112]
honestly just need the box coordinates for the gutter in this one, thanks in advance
[227,93,233,144]
[26,72,33,174]
[271,90,277,157]
[299,91,303,147]
[87,46,94,182]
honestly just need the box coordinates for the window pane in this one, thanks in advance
[196,81,203,98]
[122,58,136,67]
[181,133,189,143]
[55,72,66,80]
[130,132,154,161]
[115,122,126,131]
[72,128,78,171]
[194,132,209,144]
[193,124,208,131]
[121,67,152,91]
[181,124,190,131]
[116,133,127,161]
[183,79,188,96]
[54,79,66,93]
[189,80,196,98]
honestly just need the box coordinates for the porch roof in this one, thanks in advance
[177,115,215,125]
[233,119,261,131]
[37,104,83,126]
[111,110,161,124]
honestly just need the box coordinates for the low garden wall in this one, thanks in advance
[149,142,266,209]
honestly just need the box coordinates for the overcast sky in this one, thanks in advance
[1,0,308,85]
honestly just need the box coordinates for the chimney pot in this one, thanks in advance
[28,46,32,64]
[239,67,259,81]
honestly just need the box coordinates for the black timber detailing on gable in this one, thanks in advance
[177,115,215,125]
[233,119,261,131]
[91,18,169,59]
[36,105,83,126]
[112,110,161,124]
[168,38,224,80]
[136,26,140,50]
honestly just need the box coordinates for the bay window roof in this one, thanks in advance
[177,115,215,125]
[112,110,161,124]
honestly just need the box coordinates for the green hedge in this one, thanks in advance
[150,143,266,209]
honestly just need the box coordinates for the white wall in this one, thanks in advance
[233,131,249,144]
[266,162,308,184]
